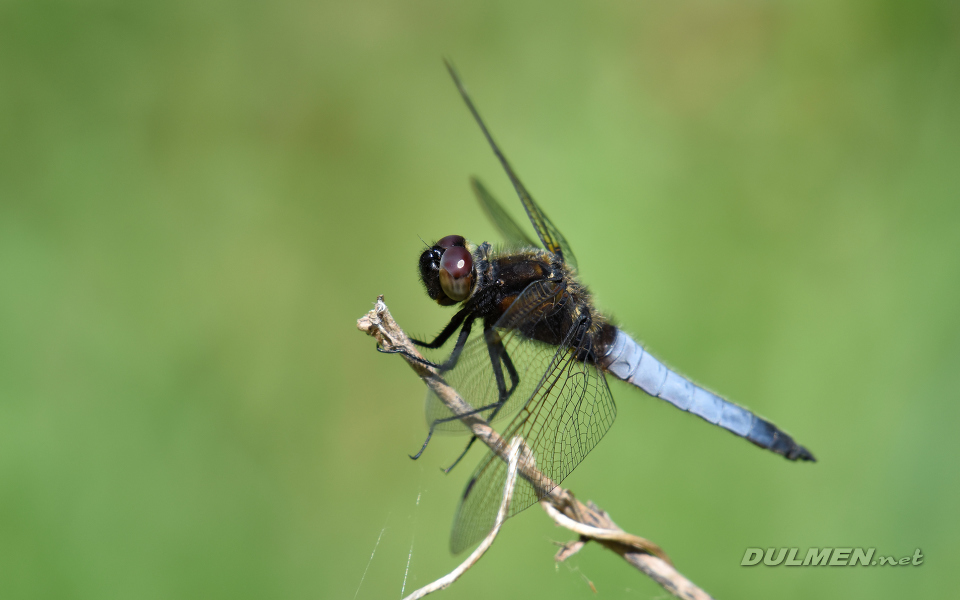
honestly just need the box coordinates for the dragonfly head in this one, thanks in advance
[419,235,476,306]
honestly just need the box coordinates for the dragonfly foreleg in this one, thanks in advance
[410,307,470,349]
[381,315,475,371]
[376,344,439,368]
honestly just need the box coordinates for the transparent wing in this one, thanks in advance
[423,323,545,432]
[447,297,616,553]
[470,177,537,249]
[446,60,578,270]
[424,279,573,432]
[449,337,616,553]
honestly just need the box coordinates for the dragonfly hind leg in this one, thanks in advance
[409,398,508,460]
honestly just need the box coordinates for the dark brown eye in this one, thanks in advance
[439,245,474,301]
[437,234,466,250]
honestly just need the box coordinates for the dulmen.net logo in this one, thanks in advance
[741,548,924,567]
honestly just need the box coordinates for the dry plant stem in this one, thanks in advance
[357,296,715,600]
[540,501,669,563]
[401,437,524,600]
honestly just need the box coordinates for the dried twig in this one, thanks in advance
[401,437,524,600]
[357,296,715,600]
[540,501,669,563]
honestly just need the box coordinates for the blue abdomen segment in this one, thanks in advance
[601,328,814,461]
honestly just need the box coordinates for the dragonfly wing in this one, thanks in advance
[470,177,537,249]
[523,195,578,271]
[423,323,546,432]
[447,287,616,553]
[424,278,573,431]
[446,60,578,270]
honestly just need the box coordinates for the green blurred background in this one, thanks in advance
[1,0,958,598]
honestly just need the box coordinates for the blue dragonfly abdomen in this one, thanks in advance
[600,328,815,461]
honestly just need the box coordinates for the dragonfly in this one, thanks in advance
[397,61,815,554]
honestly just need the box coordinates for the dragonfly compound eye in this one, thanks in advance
[436,234,466,250]
[439,245,474,302]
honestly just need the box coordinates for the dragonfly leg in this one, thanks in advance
[379,315,475,371]
[376,344,440,368]
[410,322,504,463]
[435,315,475,372]
[442,436,478,473]
[410,307,470,349]
[482,326,521,422]
[409,427,435,460]
[409,398,508,461]
[442,327,522,473]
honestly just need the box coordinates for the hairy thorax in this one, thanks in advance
[472,244,612,359]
